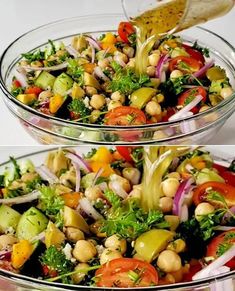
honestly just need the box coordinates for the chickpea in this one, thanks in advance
[170,268,183,283]
[128,188,142,200]
[85,86,97,97]
[146,66,156,77]
[108,100,122,111]
[72,263,89,284]
[123,46,135,58]
[122,168,141,185]
[90,110,101,123]
[220,87,233,99]
[167,239,186,253]
[114,51,128,63]
[159,197,173,213]
[104,235,127,254]
[98,59,110,69]
[157,250,182,273]
[73,240,97,262]
[0,235,18,250]
[199,105,210,113]
[161,178,180,198]
[66,227,85,243]
[126,58,135,68]
[90,94,105,110]
[109,174,131,192]
[111,91,125,103]
[21,172,39,183]
[100,248,122,265]
[85,186,103,201]
[156,93,165,103]
[195,202,215,221]
[164,273,176,284]
[31,61,43,68]
[148,52,160,66]
[38,90,53,102]
[166,172,181,180]
[170,70,183,79]
[145,101,162,116]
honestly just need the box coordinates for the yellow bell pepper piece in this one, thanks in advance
[16,94,37,105]
[90,161,115,177]
[101,43,117,53]
[45,221,65,249]
[91,147,114,164]
[11,240,34,269]
[49,94,64,114]
[102,32,116,44]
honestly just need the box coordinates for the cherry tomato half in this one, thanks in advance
[207,230,235,269]
[169,56,202,73]
[105,106,147,126]
[182,44,205,65]
[118,22,135,43]
[213,163,235,187]
[95,258,158,287]
[116,146,135,162]
[12,80,22,89]
[178,87,207,114]
[193,181,235,207]
[25,86,42,96]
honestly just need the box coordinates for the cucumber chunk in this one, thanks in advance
[53,73,74,96]
[35,71,56,90]
[0,205,21,233]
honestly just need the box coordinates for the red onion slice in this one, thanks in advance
[109,181,128,199]
[0,250,12,261]
[114,55,126,67]
[94,66,110,81]
[193,59,215,78]
[169,95,204,122]
[92,168,104,187]
[20,62,68,72]
[214,226,235,231]
[30,231,45,243]
[0,190,40,205]
[66,151,91,173]
[155,54,169,82]
[193,245,235,280]
[14,68,28,88]
[35,165,59,184]
[65,46,80,58]
[179,112,197,134]
[79,198,103,220]
[85,35,101,51]
[73,161,81,192]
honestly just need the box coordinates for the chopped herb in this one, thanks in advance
[0,175,4,188]
[229,160,235,172]
[9,156,21,180]
[130,147,144,169]
[192,41,210,57]
[67,59,84,84]
[11,87,25,97]
[22,50,45,62]
[48,40,56,55]
[68,99,91,122]
[84,148,97,159]
[95,176,109,185]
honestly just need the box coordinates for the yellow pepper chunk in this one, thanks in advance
[12,240,34,269]
[102,32,116,44]
[91,147,114,164]
[90,161,115,177]
[16,94,37,105]
[49,94,64,114]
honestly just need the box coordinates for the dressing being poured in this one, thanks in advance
[129,0,234,75]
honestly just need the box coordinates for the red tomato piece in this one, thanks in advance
[182,44,205,65]
[178,87,207,114]
[118,22,135,43]
[95,258,158,287]
[192,181,235,207]
[169,56,202,73]
[25,86,42,96]
[162,108,177,122]
[12,80,22,88]
[183,263,202,282]
[104,106,146,126]
[213,163,235,187]
[116,146,136,162]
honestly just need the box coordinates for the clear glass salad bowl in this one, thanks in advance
[0,14,235,145]
[0,146,235,290]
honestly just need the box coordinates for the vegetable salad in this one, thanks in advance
[11,21,234,127]
[0,146,235,288]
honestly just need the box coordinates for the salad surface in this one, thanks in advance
[0,147,235,287]
[11,21,234,127]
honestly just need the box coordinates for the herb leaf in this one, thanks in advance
[68,99,91,122]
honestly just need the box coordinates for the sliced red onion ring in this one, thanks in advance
[79,198,103,220]
[90,45,96,64]
[114,55,126,67]
[155,54,169,82]
[98,182,108,192]
[20,62,68,72]
[179,112,197,134]
[94,66,110,81]
[30,231,45,243]
[35,165,59,184]
[193,245,235,280]
[85,35,101,51]
[193,59,215,78]
[65,45,79,58]
[14,68,28,87]
[0,190,40,205]
[169,95,204,122]
[73,161,81,192]
[182,85,209,90]
[214,226,235,231]
[222,206,235,223]
[109,181,128,199]
[92,168,104,187]
[0,250,12,261]
[173,177,194,222]
[66,151,91,173]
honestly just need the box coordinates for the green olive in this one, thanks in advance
[130,87,157,109]
[206,67,226,81]
[134,229,174,262]
[209,94,223,106]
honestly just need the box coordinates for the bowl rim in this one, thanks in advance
[0,13,235,131]
[0,146,235,290]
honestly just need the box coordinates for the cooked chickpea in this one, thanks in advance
[122,168,141,185]
[123,46,135,58]
[90,94,105,110]
[85,186,103,201]
[170,70,183,79]
[156,93,165,103]
[73,240,97,262]
[148,53,160,66]
[167,239,186,253]
[199,105,210,113]
[109,174,131,192]
[90,110,101,123]
[114,52,128,63]
[111,91,125,103]
[38,90,53,102]
[98,59,110,69]
[157,250,182,273]
[128,188,142,200]
[127,58,135,68]
[0,235,18,250]
[195,202,215,221]
[85,86,97,96]
[147,66,156,77]
[72,263,89,284]
[66,227,85,243]
[100,248,122,265]
[108,100,122,111]
[31,61,43,67]
[166,172,181,180]
[145,101,162,116]
[161,178,180,198]
[220,87,233,99]
[159,197,173,213]
[105,235,127,254]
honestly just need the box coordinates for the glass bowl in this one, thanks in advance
[0,146,235,290]
[0,14,235,145]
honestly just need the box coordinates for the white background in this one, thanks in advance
[0,0,234,145]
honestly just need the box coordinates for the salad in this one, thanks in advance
[11,21,234,127]
[0,146,235,288]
